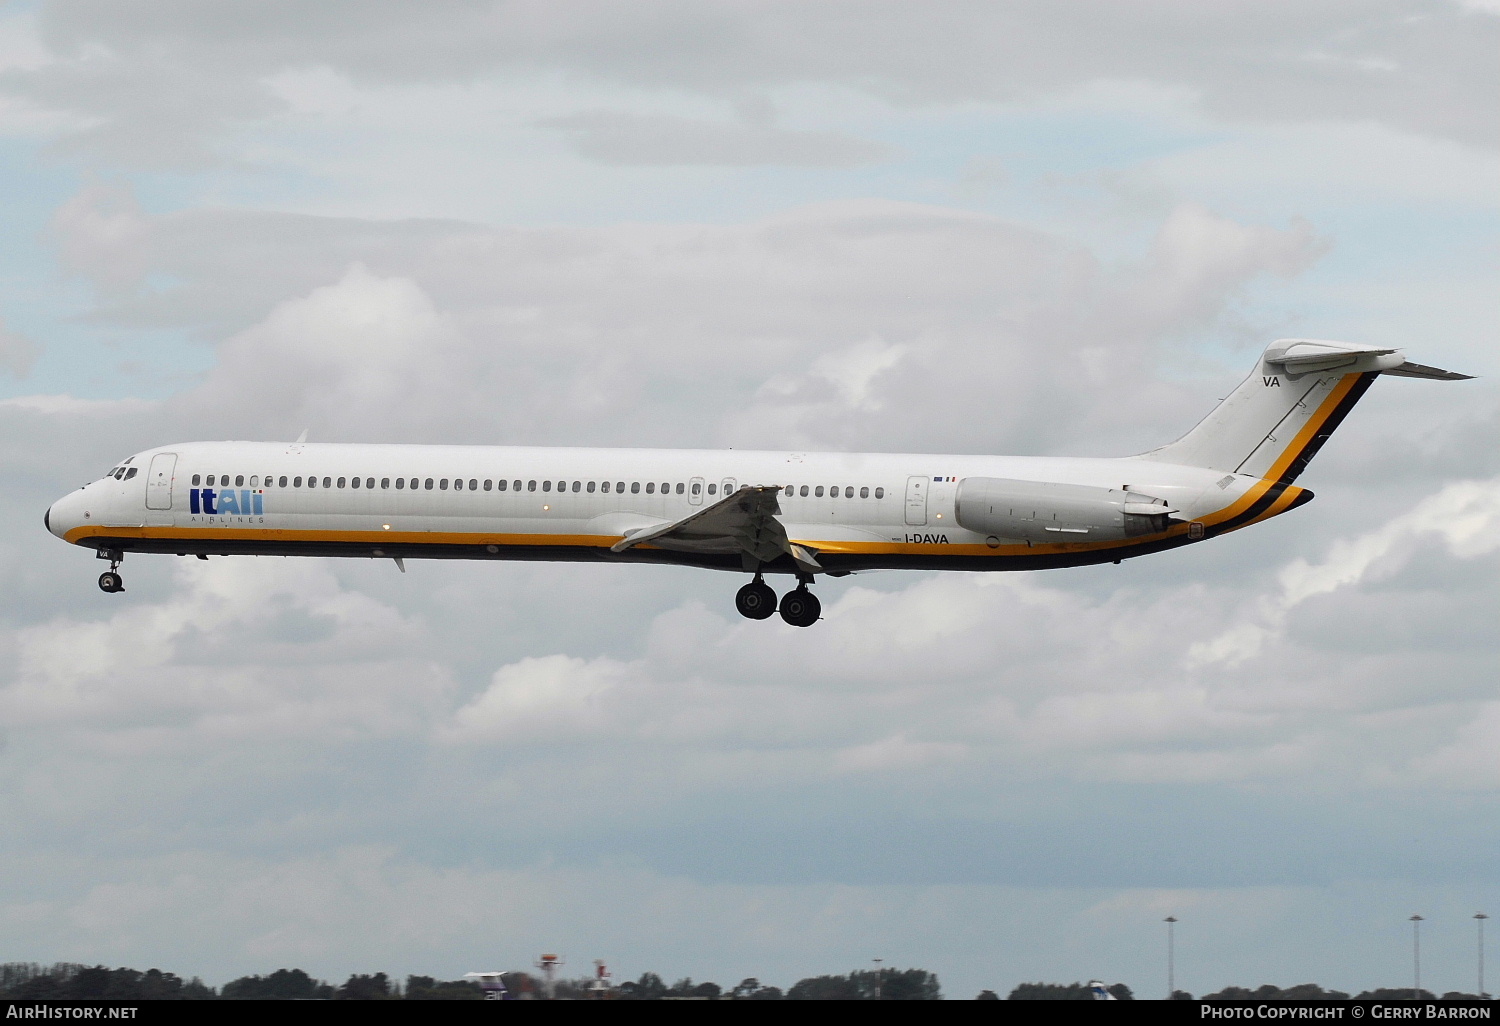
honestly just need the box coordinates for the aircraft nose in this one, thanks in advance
[45,490,84,541]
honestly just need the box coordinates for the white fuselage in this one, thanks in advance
[46,440,1293,575]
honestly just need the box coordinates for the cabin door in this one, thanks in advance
[904,475,928,526]
[146,453,177,510]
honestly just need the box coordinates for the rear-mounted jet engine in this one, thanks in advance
[954,478,1175,543]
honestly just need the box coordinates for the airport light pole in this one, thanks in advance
[872,958,883,1000]
[1410,916,1424,1000]
[1477,913,1489,998]
[1165,917,1178,999]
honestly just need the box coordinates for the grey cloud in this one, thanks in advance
[7,0,1496,167]
[47,187,1335,459]
[538,110,895,167]
[0,316,38,376]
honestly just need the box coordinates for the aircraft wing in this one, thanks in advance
[610,485,822,572]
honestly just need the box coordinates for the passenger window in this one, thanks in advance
[338,477,347,488]
[483,480,492,491]
[661,482,668,494]
[513,480,522,491]
[572,481,581,492]
[815,486,824,497]
[351,477,360,489]
[440,479,449,490]
[708,483,716,495]
[845,486,853,498]
[249,476,259,487]
[800,485,809,496]
[646,482,655,494]
[321,477,331,488]
[192,474,201,486]
[556,481,565,492]
[675,483,684,494]
[587,481,595,493]
[542,480,551,492]
[860,486,869,498]
[785,485,793,496]
[692,482,701,495]
[601,481,611,493]
[236,475,245,486]
[528,481,536,492]
[395,478,405,490]
[425,478,434,490]
[631,482,640,494]
[469,479,477,490]
[454,479,463,490]
[205,475,215,485]
[875,487,884,499]
[381,478,389,489]
[496,479,507,491]
[294,477,303,487]
[366,478,375,489]
[308,477,317,488]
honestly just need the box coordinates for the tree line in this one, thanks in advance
[0,963,942,1000]
[8,963,1477,1000]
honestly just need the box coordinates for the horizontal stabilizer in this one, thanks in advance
[1381,360,1474,381]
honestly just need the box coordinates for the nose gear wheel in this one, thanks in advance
[98,571,124,593]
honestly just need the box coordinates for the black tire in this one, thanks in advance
[98,571,123,593]
[778,588,821,627]
[734,580,777,620]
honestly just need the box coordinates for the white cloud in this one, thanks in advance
[6,0,1495,167]
[538,110,894,167]
[1187,477,1500,668]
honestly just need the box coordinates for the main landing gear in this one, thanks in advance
[734,573,821,627]
[97,549,124,593]
[734,576,777,620]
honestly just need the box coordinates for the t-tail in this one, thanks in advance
[1137,338,1472,483]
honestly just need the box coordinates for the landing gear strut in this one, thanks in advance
[97,550,124,593]
[734,575,777,620]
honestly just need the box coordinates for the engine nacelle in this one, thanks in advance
[954,477,1174,543]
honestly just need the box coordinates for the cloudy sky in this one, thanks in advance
[1,0,1497,999]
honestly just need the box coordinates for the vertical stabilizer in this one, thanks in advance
[1136,339,1469,482]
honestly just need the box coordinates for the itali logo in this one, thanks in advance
[189,488,264,515]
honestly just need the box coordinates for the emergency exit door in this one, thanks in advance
[905,476,928,526]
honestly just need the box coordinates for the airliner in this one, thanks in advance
[45,339,1469,627]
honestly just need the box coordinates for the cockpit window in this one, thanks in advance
[124,468,138,480]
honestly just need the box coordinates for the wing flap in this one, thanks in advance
[610,485,821,571]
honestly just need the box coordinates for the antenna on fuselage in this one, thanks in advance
[294,428,308,443]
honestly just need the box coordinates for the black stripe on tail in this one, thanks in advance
[1278,371,1379,484]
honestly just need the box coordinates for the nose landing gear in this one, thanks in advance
[96,549,124,593]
